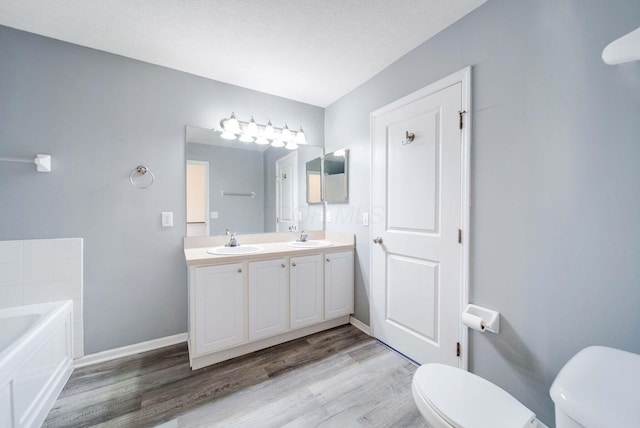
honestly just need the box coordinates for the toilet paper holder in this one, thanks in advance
[462,304,500,334]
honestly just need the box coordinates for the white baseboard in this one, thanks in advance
[74,333,187,368]
[350,316,371,336]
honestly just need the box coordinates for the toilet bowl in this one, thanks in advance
[412,346,640,428]
[412,364,542,428]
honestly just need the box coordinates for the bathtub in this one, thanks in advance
[0,301,74,428]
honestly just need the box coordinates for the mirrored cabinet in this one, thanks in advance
[305,149,349,204]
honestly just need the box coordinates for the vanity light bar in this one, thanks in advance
[219,112,307,150]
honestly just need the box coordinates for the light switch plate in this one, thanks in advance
[362,212,369,226]
[161,212,173,227]
[211,211,219,219]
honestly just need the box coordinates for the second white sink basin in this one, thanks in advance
[287,240,333,248]
[207,245,264,255]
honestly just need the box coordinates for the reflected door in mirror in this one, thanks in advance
[276,152,298,232]
[186,161,210,236]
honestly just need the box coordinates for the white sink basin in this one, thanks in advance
[207,245,264,255]
[287,240,333,248]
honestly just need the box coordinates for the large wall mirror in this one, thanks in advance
[185,126,324,237]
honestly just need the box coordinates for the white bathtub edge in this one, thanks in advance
[30,357,73,428]
[74,333,188,368]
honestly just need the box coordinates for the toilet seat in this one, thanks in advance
[413,364,537,428]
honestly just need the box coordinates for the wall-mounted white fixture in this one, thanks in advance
[0,153,52,172]
[219,112,307,150]
[462,304,500,333]
[602,26,640,65]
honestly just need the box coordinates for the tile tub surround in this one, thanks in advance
[0,238,84,357]
[184,231,354,266]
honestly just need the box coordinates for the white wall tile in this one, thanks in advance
[53,279,83,300]
[54,238,82,260]
[73,319,84,356]
[0,238,84,358]
[0,263,23,286]
[0,285,23,308]
[72,300,83,325]
[23,282,54,305]
[54,259,82,281]
[23,260,54,284]
[0,241,23,264]
[23,239,54,261]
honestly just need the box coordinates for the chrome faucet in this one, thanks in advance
[297,230,309,242]
[225,229,239,247]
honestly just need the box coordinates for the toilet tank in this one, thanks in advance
[550,346,640,428]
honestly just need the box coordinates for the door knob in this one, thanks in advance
[373,237,383,244]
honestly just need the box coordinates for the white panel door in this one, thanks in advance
[324,250,354,319]
[248,258,289,340]
[193,263,245,355]
[276,152,298,232]
[371,70,469,366]
[290,254,324,329]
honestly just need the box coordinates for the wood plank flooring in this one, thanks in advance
[44,325,427,427]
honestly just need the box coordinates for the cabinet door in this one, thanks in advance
[248,258,289,340]
[290,254,323,329]
[193,263,245,355]
[325,251,354,319]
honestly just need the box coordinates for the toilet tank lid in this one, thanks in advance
[414,364,536,428]
[550,346,640,427]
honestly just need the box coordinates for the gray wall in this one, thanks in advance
[325,0,640,425]
[0,25,324,354]
[187,143,264,235]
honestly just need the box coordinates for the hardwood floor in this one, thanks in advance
[44,325,427,427]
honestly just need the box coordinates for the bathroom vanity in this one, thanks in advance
[184,232,354,370]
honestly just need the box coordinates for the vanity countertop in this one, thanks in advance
[184,232,354,267]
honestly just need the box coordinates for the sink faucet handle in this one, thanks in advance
[225,230,240,247]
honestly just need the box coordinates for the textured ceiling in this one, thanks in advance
[0,0,486,107]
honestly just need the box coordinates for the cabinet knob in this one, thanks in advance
[373,237,383,244]
[326,258,330,262]
[292,262,296,267]
[281,263,286,268]
[237,268,242,273]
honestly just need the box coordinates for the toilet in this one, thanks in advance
[412,346,640,428]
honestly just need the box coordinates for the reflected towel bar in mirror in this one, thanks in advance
[220,191,256,198]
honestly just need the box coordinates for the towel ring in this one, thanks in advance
[129,165,155,189]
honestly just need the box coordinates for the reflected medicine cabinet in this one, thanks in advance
[305,149,348,204]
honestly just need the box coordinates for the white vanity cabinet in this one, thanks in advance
[186,243,354,370]
[248,258,289,340]
[290,254,323,329]
[325,251,355,319]
[190,262,245,356]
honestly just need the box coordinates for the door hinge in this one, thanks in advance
[458,229,462,244]
[456,342,461,357]
[459,110,467,130]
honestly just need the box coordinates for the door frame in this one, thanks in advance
[369,66,471,369]
[275,151,299,232]
[186,159,210,236]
